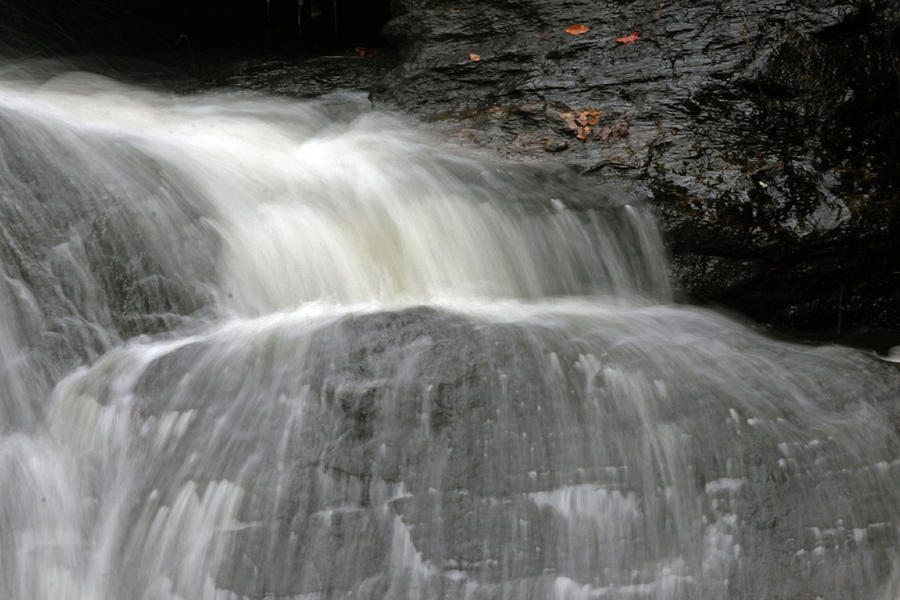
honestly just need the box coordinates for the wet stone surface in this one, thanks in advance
[115,306,900,598]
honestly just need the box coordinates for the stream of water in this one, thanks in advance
[1,64,898,599]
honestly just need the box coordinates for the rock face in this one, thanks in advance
[374,0,900,339]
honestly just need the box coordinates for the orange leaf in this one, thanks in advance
[615,31,640,43]
[559,110,605,141]
[354,46,367,57]
[469,53,481,62]
[565,24,590,35]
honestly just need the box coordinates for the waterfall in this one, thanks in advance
[1,64,898,600]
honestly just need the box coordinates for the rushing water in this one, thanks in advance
[0,64,898,600]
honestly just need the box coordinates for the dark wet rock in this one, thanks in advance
[180,51,402,97]
[373,0,900,339]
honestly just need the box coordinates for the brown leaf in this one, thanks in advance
[565,24,590,35]
[469,53,481,62]
[615,31,640,44]
[449,8,461,13]
[559,110,605,141]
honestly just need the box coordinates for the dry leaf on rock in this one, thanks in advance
[615,31,640,43]
[559,110,604,141]
[566,24,590,35]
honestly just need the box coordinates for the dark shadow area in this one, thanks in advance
[0,0,391,57]
[272,0,392,53]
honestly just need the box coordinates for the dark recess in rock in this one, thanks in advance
[0,0,392,55]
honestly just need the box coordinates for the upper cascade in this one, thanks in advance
[0,69,670,317]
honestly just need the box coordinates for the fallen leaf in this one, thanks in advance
[615,31,640,43]
[566,24,590,35]
[469,53,481,62]
[559,110,604,141]
[449,8,461,13]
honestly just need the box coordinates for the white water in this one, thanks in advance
[0,66,898,599]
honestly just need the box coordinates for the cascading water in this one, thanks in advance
[0,64,898,600]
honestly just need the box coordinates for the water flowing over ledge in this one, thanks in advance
[1,66,898,600]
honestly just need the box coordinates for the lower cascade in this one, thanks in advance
[0,65,898,600]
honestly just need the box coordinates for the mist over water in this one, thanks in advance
[1,64,898,599]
